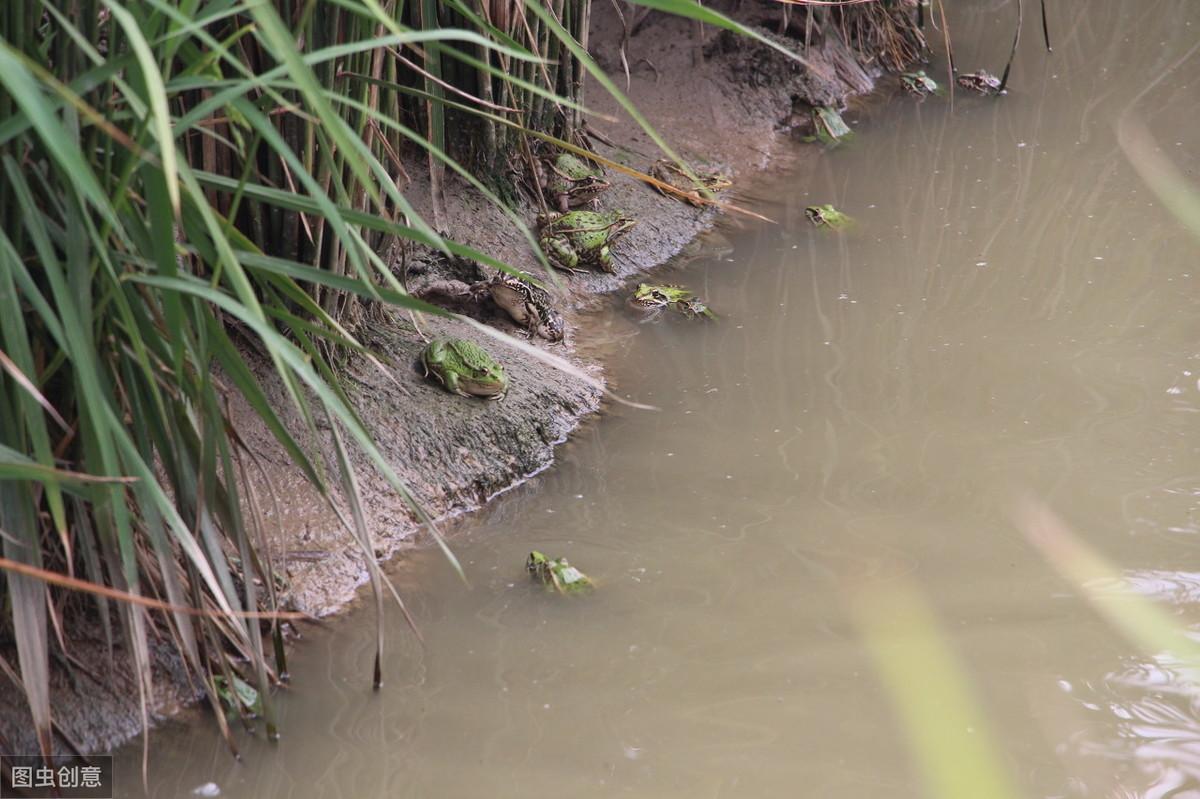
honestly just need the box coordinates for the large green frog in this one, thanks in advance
[420,337,508,399]
[539,152,610,212]
[537,210,636,273]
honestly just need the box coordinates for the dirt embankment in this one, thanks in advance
[0,6,892,755]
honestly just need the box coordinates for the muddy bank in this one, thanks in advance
[0,7,901,756]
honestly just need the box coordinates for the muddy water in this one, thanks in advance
[118,2,1200,796]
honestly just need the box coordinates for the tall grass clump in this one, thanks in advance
[0,0,823,762]
[0,0,606,760]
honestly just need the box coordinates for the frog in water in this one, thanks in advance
[629,284,714,319]
[900,70,939,97]
[527,550,593,594]
[649,159,732,206]
[804,204,853,229]
[538,152,610,212]
[537,210,636,273]
[956,69,1003,95]
[813,106,852,143]
[420,337,508,399]
[488,272,565,342]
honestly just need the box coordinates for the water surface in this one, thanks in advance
[119,2,1200,795]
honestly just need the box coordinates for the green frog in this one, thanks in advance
[805,204,853,229]
[539,152,610,212]
[900,70,939,97]
[488,272,565,342]
[813,106,852,143]
[674,297,713,319]
[537,210,636,273]
[956,70,1003,95]
[527,550,593,594]
[649,159,733,206]
[630,283,691,310]
[629,284,714,319]
[420,337,508,399]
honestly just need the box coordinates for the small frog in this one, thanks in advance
[527,550,593,594]
[629,284,714,319]
[805,204,853,229]
[488,272,565,342]
[537,210,637,273]
[900,70,939,97]
[629,283,692,310]
[813,106,852,143]
[956,70,1003,95]
[649,159,732,206]
[538,152,610,212]
[213,674,262,719]
[420,337,508,399]
[674,297,714,319]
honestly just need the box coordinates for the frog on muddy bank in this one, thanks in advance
[537,151,610,212]
[648,159,732,206]
[487,271,566,342]
[537,210,636,273]
[420,337,508,399]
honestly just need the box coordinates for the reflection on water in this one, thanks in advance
[116,1,1200,796]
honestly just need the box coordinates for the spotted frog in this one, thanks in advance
[537,210,636,273]
[956,70,1003,95]
[538,152,610,212]
[488,272,565,342]
[649,159,732,206]
[900,70,939,97]
[629,284,714,319]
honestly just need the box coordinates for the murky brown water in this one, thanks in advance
[116,2,1200,796]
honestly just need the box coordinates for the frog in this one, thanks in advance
[526,550,593,594]
[804,204,853,229]
[956,69,1003,95]
[420,337,508,399]
[488,272,565,342]
[213,674,262,719]
[537,210,637,273]
[630,283,691,310]
[900,70,939,97]
[629,284,714,319]
[648,159,732,206]
[538,152,610,212]
[812,106,852,143]
[674,297,714,319]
